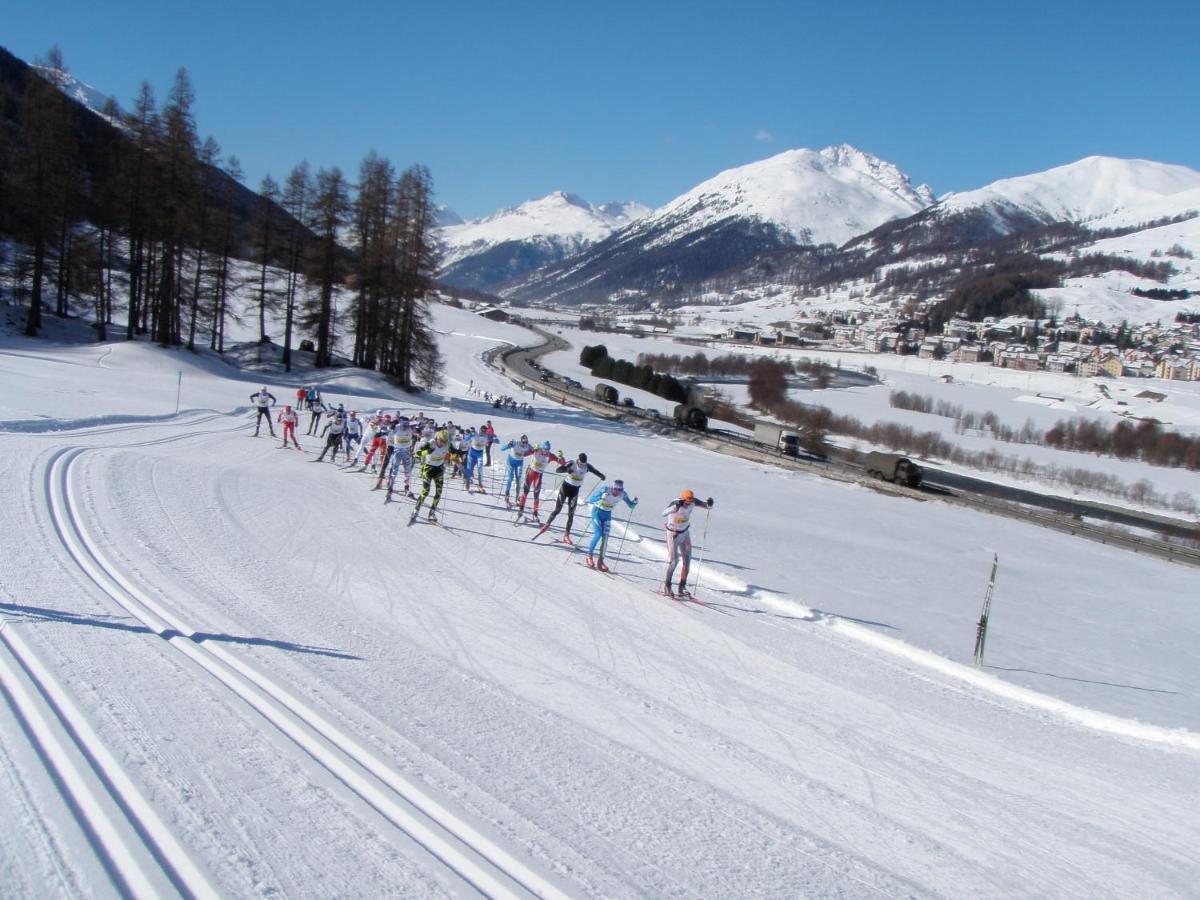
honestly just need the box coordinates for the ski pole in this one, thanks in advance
[690,507,714,600]
[609,504,638,573]
[565,512,595,564]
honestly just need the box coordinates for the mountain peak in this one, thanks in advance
[648,144,934,247]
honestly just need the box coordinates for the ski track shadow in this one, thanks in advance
[0,602,363,661]
[985,665,1182,695]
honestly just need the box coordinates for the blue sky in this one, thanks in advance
[6,1,1198,220]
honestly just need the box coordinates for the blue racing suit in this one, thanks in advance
[586,483,637,560]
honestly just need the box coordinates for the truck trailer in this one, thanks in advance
[753,422,801,456]
[594,383,619,404]
[863,452,924,487]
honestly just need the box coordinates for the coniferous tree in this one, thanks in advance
[350,151,394,369]
[124,82,158,340]
[186,136,219,351]
[389,165,440,389]
[307,166,350,368]
[209,155,243,354]
[280,161,312,371]
[153,69,200,346]
[11,50,79,335]
[251,174,281,344]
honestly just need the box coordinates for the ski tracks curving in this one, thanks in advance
[39,445,566,900]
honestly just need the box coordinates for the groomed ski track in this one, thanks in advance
[38,441,566,899]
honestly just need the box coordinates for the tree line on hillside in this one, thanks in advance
[579,344,689,402]
[636,350,839,386]
[889,388,1200,469]
[0,47,440,388]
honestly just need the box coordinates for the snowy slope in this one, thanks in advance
[937,156,1200,231]
[2,308,1199,896]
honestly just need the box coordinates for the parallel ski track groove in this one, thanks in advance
[45,444,565,900]
[0,608,217,900]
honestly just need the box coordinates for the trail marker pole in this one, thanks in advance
[973,553,999,666]
[175,371,182,414]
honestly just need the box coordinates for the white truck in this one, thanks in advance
[753,422,801,456]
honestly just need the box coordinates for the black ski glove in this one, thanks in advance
[706,497,714,508]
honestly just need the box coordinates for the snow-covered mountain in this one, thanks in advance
[644,144,934,249]
[437,192,650,291]
[504,145,935,305]
[849,156,1200,257]
[937,156,1200,228]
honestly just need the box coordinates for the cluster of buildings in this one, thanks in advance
[719,312,1200,382]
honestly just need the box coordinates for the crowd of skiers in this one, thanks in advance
[249,386,714,598]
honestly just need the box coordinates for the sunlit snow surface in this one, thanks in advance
[1,304,1198,897]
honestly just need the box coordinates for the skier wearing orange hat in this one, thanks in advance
[662,489,714,598]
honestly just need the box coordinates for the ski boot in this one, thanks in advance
[597,559,610,573]
[677,583,691,599]
[662,582,675,599]
[533,523,551,541]
[428,510,437,523]
[584,555,596,569]
[561,533,573,546]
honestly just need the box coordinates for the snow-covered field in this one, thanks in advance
[539,324,1200,513]
[2,304,1199,897]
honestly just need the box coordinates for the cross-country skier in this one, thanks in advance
[315,413,347,462]
[483,421,496,466]
[350,411,381,466]
[277,404,301,449]
[449,428,467,479]
[516,440,563,522]
[410,430,452,524]
[361,414,391,472]
[343,411,363,459]
[250,387,277,437]
[584,480,637,572]
[534,452,604,544]
[661,490,714,597]
[307,398,327,435]
[295,386,306,409]
[463,426,492,493]
[377,415,415,500]
[497,434,534,506]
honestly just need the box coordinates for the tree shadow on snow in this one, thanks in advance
[0,602,362,661]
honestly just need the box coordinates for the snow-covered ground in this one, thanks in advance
[2,304,1199,897]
